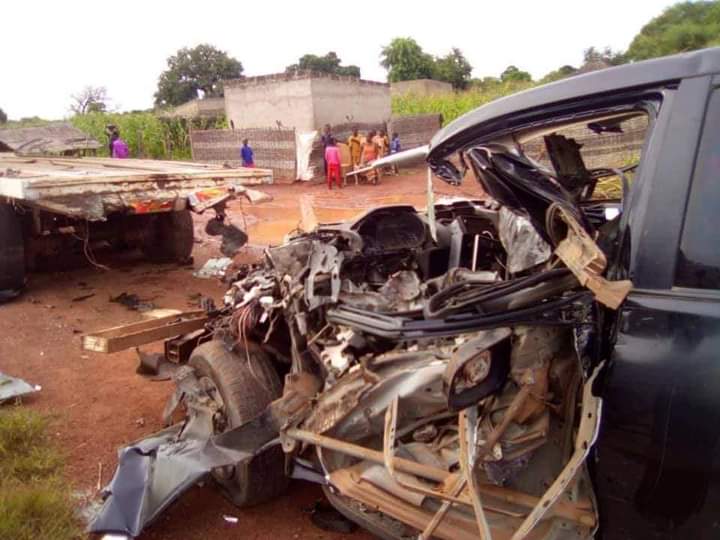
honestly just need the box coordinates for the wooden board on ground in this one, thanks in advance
[82,310,208,354]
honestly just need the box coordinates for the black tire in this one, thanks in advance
[0,202,25,300]
[142,209,194,263]
[188,340,288,506]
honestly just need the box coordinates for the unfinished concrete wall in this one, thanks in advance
[165,97,225,119]
[223,72,390,133]
[389,114,443,150]
[224,74,315,131]
[391,79,453,97]
[190,127,296,180]
[311,77,391,129]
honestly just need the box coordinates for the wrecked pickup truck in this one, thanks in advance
[89,47,720,540]
[0,156,271,299]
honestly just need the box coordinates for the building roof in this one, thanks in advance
[0,124,101,155]
[224,71,388,89]
[428,47,720,160]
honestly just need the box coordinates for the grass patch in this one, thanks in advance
[0,407,82,540]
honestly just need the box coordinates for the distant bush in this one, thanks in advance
[392,79,536,125]
[71,112,226,160]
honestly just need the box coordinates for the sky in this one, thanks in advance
[0,0,674,120]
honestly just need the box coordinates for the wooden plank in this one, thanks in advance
[82,311,207,353]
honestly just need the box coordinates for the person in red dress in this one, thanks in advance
[324,137,342,190]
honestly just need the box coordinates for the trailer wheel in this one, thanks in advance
[188,340,288,507]
[142,209,194,263]
[0,202,25,301]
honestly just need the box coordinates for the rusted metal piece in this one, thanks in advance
[329,467,482,540]
[510,364,603,539]
[382,398,467,505]
[549,203,632,309]
[458,406,493,540]
[287,427,449,483]
[478,384,532,461]
[419,476,467,540]
[286,426,596,528]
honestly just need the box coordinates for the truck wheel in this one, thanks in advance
[0,202,25,300]
[188,340,288,507]
[142,210,194,263]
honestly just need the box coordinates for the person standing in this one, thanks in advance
[321,124,332,174]
[241,139,255,167]
[389,132,401,175]
[373,130,388,158]
[105,124,119,155]
[325,137,342,190]
[347,128,362,167]
[106,125,129,158]
[360,131,380,185]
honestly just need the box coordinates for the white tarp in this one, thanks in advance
[295,131,318,181]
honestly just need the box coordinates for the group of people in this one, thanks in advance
[323,125,401,189]
[233,125,403,190]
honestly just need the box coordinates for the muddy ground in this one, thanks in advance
[0,170,484,539]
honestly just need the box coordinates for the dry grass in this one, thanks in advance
[0,407,82,540]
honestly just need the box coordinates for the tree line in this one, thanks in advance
[1,0,718,123]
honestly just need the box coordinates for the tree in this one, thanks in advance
[154,44,243,107]
[70,86,109,114]
[286,52,361,77]
[380,37,436,82]
[582,46,626,68]
[0,108,7,124]
[626,1,720,61]
[433,48,473,89]
[500,65,533,83]
[540,65,578,84]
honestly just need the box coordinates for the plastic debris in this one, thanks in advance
[193,258,233,279]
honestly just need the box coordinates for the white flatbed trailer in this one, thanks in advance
[0,154,273,298]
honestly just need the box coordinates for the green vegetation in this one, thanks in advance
[626,1,720,61]
[381,38,474,89]
[0,107,7,124]
[392,79,535,125]
[155,44,243,107]
[286,51,361,77]
[71,111,225,160]
[0,407,81,540]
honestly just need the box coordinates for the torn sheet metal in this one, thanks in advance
[90,419,278,537]
[550,203,632,309]
[305,242,343,311]
[498,207,552,274]
[0,372,41,403]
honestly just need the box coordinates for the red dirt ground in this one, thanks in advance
[0,170,485,539]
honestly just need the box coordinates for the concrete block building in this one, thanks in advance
[223,72,391,132]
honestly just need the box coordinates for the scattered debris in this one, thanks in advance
[135,349,178,382]
[205,219,248,257]
[109,292,156,312]
[0,372,41,403]
[71,293,96,302]
[193,258,233,279]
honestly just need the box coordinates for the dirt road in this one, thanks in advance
[0,170,484,539]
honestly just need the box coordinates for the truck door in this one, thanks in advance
[596,76,720,539]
